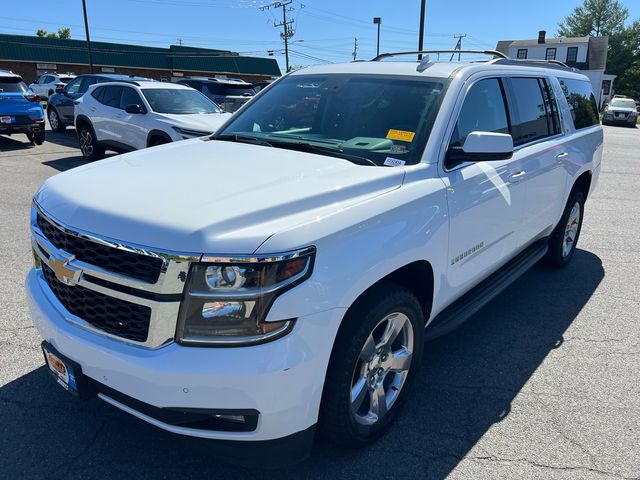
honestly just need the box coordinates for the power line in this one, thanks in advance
[260,0,295,72]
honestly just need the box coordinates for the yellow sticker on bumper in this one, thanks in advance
[386,129,416,142]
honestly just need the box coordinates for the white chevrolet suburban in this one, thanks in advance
[26,51,602,460]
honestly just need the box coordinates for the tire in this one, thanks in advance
[48,108,66,132]
[27,130,45,145]
[319,282,424,447]
[78,124,105,161]
[544,189,585,268]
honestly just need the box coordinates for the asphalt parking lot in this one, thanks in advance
[1,124,639,480]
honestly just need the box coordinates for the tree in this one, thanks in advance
[558,0,629,37]
[36,28,71,39]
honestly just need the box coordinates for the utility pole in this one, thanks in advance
[177,38,183,46]
[418,0,426,60]
[352,37,358,61]
[373,17,382,57]
[450,34,466,61]
[261,1,295,73]
[81,0,94,73]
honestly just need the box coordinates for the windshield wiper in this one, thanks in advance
[266,140,378,166]
[215,134,273,147]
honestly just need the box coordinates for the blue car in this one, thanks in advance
[0,70,45,145]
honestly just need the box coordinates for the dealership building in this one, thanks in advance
[0,33,281,83]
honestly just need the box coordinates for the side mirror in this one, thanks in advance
[447,131,513,165]
[125,104,146,114]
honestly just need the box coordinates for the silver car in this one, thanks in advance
[603,97,638,127]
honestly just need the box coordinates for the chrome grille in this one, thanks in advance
[42,263,152,342]
[37,213,163,284]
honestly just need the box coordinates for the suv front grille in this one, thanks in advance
[42,263,151,342]
[37,213,163,284]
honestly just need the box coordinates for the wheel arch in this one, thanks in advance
[147,130,172,147]
[75,114,94,134]
[571,171,592,200]
[348,260,434,323]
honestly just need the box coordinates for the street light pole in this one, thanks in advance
[418,0,426,60]
[373,17,382,57]
[81,0,94,73]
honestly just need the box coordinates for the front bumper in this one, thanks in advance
[603,114,637,126]
[26,267,345,443]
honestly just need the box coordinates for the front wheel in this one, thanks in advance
[544,189,585,268]
[319,283,424,446]
[78,125,105,161]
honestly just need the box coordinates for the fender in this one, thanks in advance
[146,129,172,147]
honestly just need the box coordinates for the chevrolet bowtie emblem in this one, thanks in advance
[49,253,82,286]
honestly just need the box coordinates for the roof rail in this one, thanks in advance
[372,50,508,61]
[489,58,577,71]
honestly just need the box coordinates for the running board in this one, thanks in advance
[424,239,549,341]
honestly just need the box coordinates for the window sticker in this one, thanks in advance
[384,157,406,167]
[386,129,416,142]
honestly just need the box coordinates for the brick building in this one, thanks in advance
[0,33,281,83]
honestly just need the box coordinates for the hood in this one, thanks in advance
[35,140,404,254]
[159,112,232,133]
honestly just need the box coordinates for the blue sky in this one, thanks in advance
[2,0,639,71]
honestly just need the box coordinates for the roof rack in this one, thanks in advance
[372,50,508,61]
[489,58,577,71]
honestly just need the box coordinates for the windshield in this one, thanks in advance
[610,99,636,109]
[206,84,255,97]
[142,88,222,114]
[0,77,27,93]
[216,74,447,166]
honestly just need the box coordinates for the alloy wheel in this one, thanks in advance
[80,129,94,158]
[563,202,581,257]
[350,312,414,425]
[49,110,59,130]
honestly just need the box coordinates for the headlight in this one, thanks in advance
[176,246,315,346]
[172,126,213,138]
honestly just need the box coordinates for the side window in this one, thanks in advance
[559,78,599,129]
[65,78,82,95]
[449,78,509,148]
[120,87,143,109]
[79,77,98,94]
[102,86,123,108]
[37,75,46,84]
[91,86,105,103]
[507,77,551,146]
[539,79,561,136]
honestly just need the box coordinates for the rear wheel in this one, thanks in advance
[27,130,45,145]
[319,283,424,446]
[48,108,66,132]
[544,189,585,268]
[78,125,105,161]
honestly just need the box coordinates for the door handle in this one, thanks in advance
[556,152,569,159]
[508,171,526,182]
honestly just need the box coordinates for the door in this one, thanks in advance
[57,77,96,123]
[92,85,123,145]
[117,86,149,150]
[504,77,568,246]
[441,77,527,293]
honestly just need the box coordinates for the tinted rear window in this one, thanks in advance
[559,78,599,129]
[205,84,255,96]
[508,77,551,146]
[0,77,27,93]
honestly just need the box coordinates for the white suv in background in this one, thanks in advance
[28,51,602,461]
[28,73,75,99]
[74,80,231,160]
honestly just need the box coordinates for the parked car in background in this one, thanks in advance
[28,73,75,100]
[0,70,45,145]
[27,52,602,458]
[177,77,255,112]
[46,74,150,132]
[74,80,231,159]
[603,97,638,126]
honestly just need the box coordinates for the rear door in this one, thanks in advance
[441,76,528,292]
[503,76,568,247]
[92,85,122,144]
